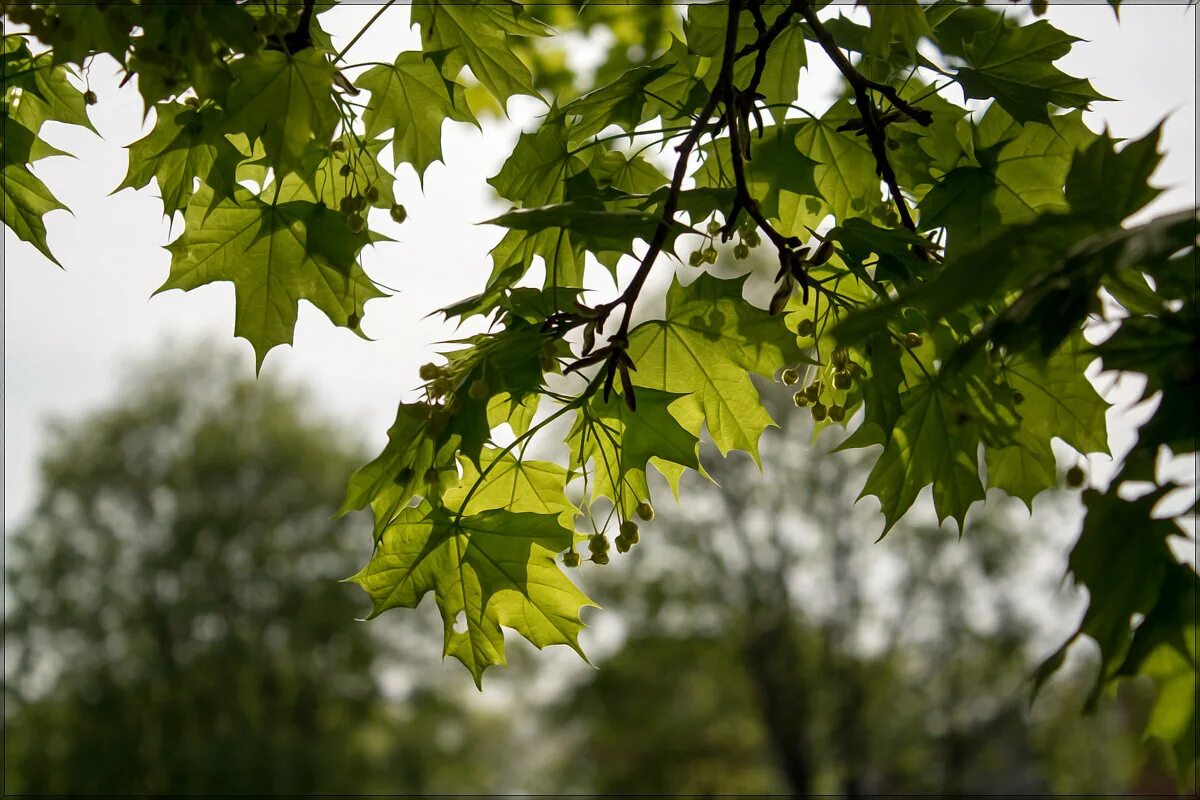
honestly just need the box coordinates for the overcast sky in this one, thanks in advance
[3,2,1196,532]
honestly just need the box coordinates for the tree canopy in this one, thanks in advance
[1,0,1195,784]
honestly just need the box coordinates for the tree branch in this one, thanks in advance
[795,0,930,232]
[577,0,747,403]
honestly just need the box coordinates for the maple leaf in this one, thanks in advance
[356,51,478,182]
[1,114,66,265]
[568,388,700,519]
[866,0,933,58]
[857,377,989,533]
[277,135,397,212]
[985,339,1109,508]
[486,119,589,287]
[793,105,881,221]
[696,121,819,222]
[8,52,95,135]
[486,202,687,266]
[161,185,384,368]
[445,447,577,526]
[626,273,810,461]
[555,64,673,142]
[116,102,241,215]
[955,18,1109,125]
[351,502,593,685]
[223,49,339,175]
[920,107,1094,257]
[1065,123,1164,226]
[340,402,442,541]
[411,0,549,108]
[757,22,807,121]
[1,157,66,266]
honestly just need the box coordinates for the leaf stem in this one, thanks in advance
[334,0,398,64]
[452,373,603,526]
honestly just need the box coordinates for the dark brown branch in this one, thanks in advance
[735,0,801,61]
[282,0,316,53]
[580,0,746,400]
[794,0,930,232]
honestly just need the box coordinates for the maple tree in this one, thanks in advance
[2,0,1195,783]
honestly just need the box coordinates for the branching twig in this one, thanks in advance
[794,0,930,232]
[570,0,934,395]
[572,0,748,406]
[335,0,398,63]
[734,0,801,61]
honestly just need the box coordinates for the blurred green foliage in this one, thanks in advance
[547,395,1179,796]
[3,344,1179,794]
[2,346,507,794]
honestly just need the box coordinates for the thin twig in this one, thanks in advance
[794,0,930,232]
[335,0,398,64]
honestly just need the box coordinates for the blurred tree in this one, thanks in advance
[1,344,499,794]
[550,393,1160,795]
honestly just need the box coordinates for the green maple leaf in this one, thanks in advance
[277,135,397,211]
[866,0,933,58]
[161,185,384,368]
[793,105,881,221]
[8,53,96,135]
[1,156,66,266]
[984,432,1056,510]
[489,118,581,208]
[829,218,933,287]
[411,0,548,108]
[696,122,819,222]
[1,113,66,265]
[486,201,687,266]
[569,389,700,518]
[1004,340,1109,455]
[340,402,444,540]
[858,378,986,533]
[223,49,339,175]
[589,150,669,197]
[834,332,905,452]
[487,119,588,287]
[356,51,477,182]
[437,322,552,467]
[955,18,1108,125]
[1040,486,1183,693]
[683,1,757,57]
[1117,564,1199,786]
[351,503,593,685]
[116,102,241,214]
[43,4,132,67]
[555,65,673,142]
[920,108,1093,257]
[1065,124,1164,226]
[445,447,577,526]
[985,339,1109,508]
[758,23,807,121]
[487,392,539,437]
[639,37,706,124]
[625,273,809,461]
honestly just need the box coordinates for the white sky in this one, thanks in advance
[2,2,1196,535]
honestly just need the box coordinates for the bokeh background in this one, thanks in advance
[3,1,1196,794]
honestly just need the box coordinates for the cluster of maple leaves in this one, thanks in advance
[1,0,1194,782]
